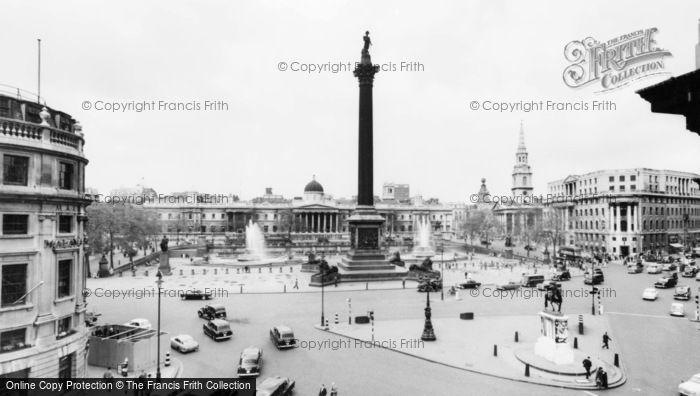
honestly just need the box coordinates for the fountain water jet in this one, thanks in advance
[412,218,435,258]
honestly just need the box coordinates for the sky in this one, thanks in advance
[2,0,700,202]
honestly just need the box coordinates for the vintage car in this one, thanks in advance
[670,302,686,317]
[181,289,213,300]
[627,264,643,274]
[654,273,679,289]
[123,318,152,330]
[256,376,295,396]
[270,325,297,350]
[551,270,571,281]
[662,263,677,271]
[170,334,199,353]
[678,373,700,396]
[682,266,699,278]
[584,269,604,285]
[642,288,659,301]
[203,319,233,341]
[198,304,227,320]
[647,264,663,274]
[674,285,692,300]
[496,281,521,291]
[456,279,481,289]
[237,346,263,377]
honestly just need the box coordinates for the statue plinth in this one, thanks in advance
[534,311,573,365]
[158,251,172,276]
[97,255,111,278]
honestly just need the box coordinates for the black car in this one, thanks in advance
[551,270,571,281]
[584,269,604,285]
[198,304,227,320]
[457,280,481,289]
[203,319,233,341]
[181,289,213,300]
[654,272,679,289]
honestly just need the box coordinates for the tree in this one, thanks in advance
[86,203,161,269]
[461,208,503,246]
[542,206,565,260]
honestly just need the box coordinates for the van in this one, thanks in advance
[521,274,545,287]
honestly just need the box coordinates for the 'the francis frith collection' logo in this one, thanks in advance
[563,28,672,92]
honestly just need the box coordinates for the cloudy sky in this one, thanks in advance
[3,0,700,202]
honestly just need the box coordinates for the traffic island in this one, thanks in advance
[320,314,626,390]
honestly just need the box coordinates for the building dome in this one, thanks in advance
[304,176,324,193]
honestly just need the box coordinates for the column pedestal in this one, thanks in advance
[158,251,172,275]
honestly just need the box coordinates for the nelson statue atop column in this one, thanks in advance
[362,31,372,54]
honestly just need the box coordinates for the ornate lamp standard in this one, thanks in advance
[319,258,326,327]
[420,286,436,341]
[155,271,163,380]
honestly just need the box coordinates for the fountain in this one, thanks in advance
[239,220,268,261]
[412,218,435,259]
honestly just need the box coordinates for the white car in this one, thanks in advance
[170,334,199,353]
[123,318,152,329]
[671,302,685,317]
[647,264,662,274]
[679,373,700,396]
[696,272,700,281]
[642,288,659,301]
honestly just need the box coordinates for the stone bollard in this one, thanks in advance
[524,363,530,377]
[493,345,498,356]
[279,267,283,273]
[284,284,286,293]
[164,352,171,367]
[214,268,217,275]
[237,268,240,274]
[614,353,620,367]
[578,314,584,335]
[290,266,293,273]
[366,282,369,290]
[240,285,243,294]
[573,337,578,349]
[119,271,123,277]
[132,270,136,277]
[258,267,262,273]
[203,269,207,275]
[225,268,229,274]
[514,331,519,342]
[269,267,272,273]
[179,269,183,276]
[334,313,339,325]
[144,270,148,277]
[191,269,195,275]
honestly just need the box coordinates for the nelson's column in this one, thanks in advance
[337,32,409,281]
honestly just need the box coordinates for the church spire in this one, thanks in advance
[517,120,527,153]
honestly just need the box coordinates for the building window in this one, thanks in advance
[58,353,73,378]
[263,225,269,233]
[0,328,27,353]
[3,155,29,186]
[58,215,73,234]
[630,175,636,181]
[58,162,74,190]
[1,264,27,307]
[2,214,29,235]
[619,186,625,191]
[609,186,614,191]
[619,176,625,182]
[630,185,636,191]
[57,259,72,298]
[608,176,614,182]
[56,317,72,339]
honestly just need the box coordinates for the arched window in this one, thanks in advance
[522,176,527,185]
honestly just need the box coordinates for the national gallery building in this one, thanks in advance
[142,178,455,244]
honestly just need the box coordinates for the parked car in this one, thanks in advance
[674,285,692,300]
[456,279,481,289]
[627,264,643,274]
[198,304,227,320]
[551,270,571,281]
[203,319,233,341]
[678,373,700,396]
[642,288,659,301]
[662,263,677,271]
[123,318,152,330]
[237,346,263,377]
[670,302,686,317]
[497,281,521,291]
[270,325,297,349]
[655,272,679,289]
[170,334,199,353]
[647,264,662,274]
[181,289,212,300]
[256,376,295,396]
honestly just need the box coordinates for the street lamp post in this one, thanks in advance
[155,271,163,380]
[319,259,325,328]
[439,243,444,301]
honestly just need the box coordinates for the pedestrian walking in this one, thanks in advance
[582,356,592,379]
[293,278,299,289]
[319,383,328,396]
[602,332,612,349]
[330,382,338,396]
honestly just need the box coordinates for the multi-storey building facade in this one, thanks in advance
[0,93,89,377]
[547,168,700,257]
[146,178,454,243]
